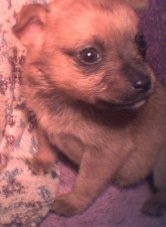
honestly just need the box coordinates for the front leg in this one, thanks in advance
[142,147,166,216]
[28,126,58,174]
[51,144,131,216]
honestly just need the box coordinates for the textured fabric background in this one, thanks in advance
[0,1,59,227]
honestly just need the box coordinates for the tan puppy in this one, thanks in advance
[13,0,166,217]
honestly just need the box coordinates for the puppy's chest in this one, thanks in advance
[46,115,100,149]
[45,111,133,156]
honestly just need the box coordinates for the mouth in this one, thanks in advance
[96,97,149,110]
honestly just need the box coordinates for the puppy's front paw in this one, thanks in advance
[27,152,57,175]
[142,192,166,216]
[51,193,87,216]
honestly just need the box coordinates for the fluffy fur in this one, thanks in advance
[13,0,166,216]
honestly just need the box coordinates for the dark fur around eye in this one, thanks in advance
[79,47,101,65]
[63,43,104,74]
[135,33,147,57]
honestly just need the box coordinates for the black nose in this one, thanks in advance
[133,77,151,92]
[123,62,152,93]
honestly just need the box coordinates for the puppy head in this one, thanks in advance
[13,0,154,110]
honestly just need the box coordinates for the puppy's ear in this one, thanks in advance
[13,4,48,47]
[124,0,149,10]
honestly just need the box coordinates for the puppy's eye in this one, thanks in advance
[79,47,101,64]
[135,33,147,57]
